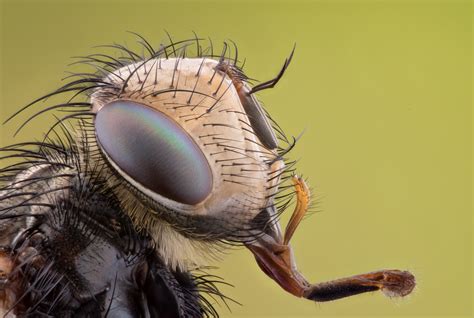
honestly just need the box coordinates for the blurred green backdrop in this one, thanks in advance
[0,0,472,317]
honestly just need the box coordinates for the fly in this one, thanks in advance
[0,33,415,317]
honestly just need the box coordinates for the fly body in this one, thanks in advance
[0,34,415,317]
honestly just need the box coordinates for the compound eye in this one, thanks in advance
[95,100,212,205]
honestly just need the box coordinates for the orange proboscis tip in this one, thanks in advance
[283,175,310,245]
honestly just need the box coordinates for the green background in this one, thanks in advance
[0,0,472,317]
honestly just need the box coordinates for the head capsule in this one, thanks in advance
[94,58,285,219]
[87,42,295,269]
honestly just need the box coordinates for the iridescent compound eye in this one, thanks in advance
[94,100,213,205]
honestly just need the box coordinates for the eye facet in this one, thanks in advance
[95,100,212,205]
